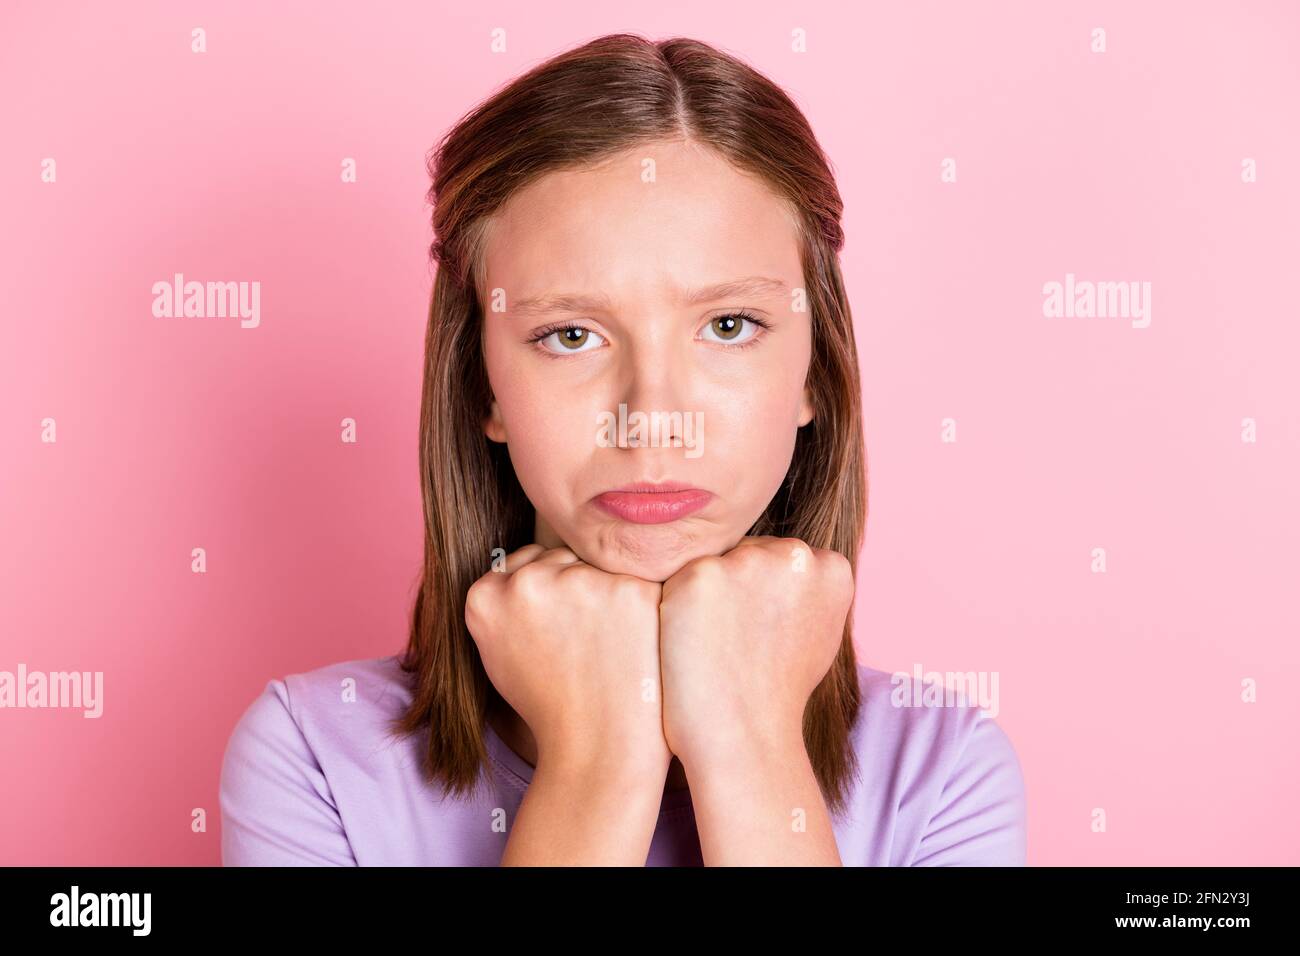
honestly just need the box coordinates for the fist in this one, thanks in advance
[657,535,855,767]
[465,544,670,773]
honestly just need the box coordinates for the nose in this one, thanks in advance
[613,336,692,451]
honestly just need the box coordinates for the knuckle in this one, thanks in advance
[617,574,660,606]
[464,579,492,629]
[558,559,595,581]
[781,538,812,566]
[688,555,725,580]
[663,555,717,596]
[823,551,856,598]
[556,562,608,604]
[509,561,548,597]
[465,573,492,604]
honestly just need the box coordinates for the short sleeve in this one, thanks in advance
[909,714,1027,866]
[219,679,358,866]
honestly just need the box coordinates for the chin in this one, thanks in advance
[588,552,688,584]
[576,522,729,583]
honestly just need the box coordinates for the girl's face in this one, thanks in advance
[479,138,813,583]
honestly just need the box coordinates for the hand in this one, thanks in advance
[657,535,855,769]
[465,543,671,777]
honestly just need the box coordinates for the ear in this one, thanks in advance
[797,385,815,427]
[483,397,507,443]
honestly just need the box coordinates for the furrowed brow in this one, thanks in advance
[683,276,790,305]
[508,292,614,319]
[507,276,790,318]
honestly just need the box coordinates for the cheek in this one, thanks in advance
[697,375,805,496]
[491,378,602,503]
[729,397,802,483]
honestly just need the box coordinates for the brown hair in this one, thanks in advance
[392,33,868,816]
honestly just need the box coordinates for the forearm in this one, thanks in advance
[683,731,843,866]
[501,755,666,866]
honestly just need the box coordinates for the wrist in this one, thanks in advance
[539,738,670,788]
[674,717,806,779]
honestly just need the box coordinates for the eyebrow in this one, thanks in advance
[507,276,790,319]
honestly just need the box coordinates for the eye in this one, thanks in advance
[530,324,607,354]
[699,311,770,347]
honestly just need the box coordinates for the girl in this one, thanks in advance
[219,33,1027,866]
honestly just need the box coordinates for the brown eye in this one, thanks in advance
[558,328,589,349]
[534,325,605,354]
[701,313,763,346]
[710,315,742,340]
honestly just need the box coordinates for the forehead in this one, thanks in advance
[479,139,802,302]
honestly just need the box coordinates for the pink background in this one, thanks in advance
[2,0,1297,865]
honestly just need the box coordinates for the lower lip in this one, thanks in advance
[594,490,713,524]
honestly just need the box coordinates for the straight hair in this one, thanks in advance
[392,33,868,816]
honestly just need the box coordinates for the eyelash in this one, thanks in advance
[525,311,774,356]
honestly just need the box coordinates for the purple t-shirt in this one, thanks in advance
[219,654,1026,865]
